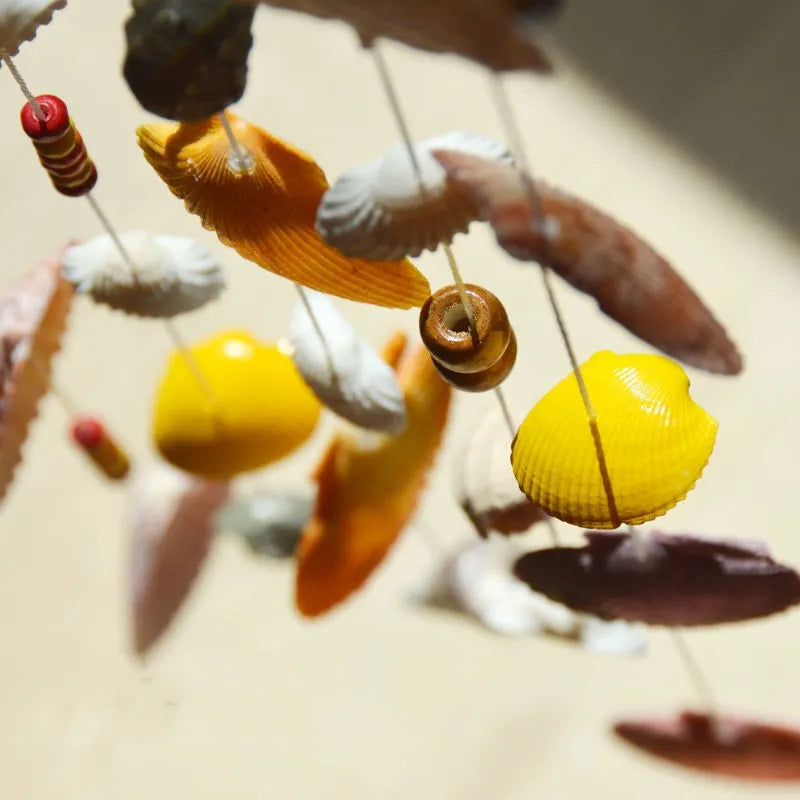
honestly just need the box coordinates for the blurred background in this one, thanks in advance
[0,1,798,797]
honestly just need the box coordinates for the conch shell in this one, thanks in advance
[0,249,73,504]
[433,150,743,375]
[128,462,230,655]
[123,0,256,120]
[234,0,556,73]
[136,114,430,309]
[295,332,451,617]
[0,0,66,56]
[513,530,800,626]
[289,288,406,433]
[152,330,321,479]
[511,351,718,528]
[615,711,800,781]
[316,131,512,261]
[454,405,545,537]
[62,231,224,318]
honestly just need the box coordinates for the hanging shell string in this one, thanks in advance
[489,74,620,527]
[293,282,337,378]
[0,49,45,120]
[218,111,254,173]
[670,629,720,723]
[370,42,518,437]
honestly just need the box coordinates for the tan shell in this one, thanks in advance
[317,132,512,261]
[433,150,743,375]
[236,0,555,72]
[0,249,73,504]
[0,0,66,56]
[62,231,225,318]
[128,462,230,655]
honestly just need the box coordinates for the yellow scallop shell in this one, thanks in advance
[152,330,321,479]
[511,351,718,528]
[135,114,431,309]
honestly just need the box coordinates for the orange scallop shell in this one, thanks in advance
[295,332,451,617]
[136,114,430,309]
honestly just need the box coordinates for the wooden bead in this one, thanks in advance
[71,416,130,480]
[419,283,516,392]
[20,94,98,197]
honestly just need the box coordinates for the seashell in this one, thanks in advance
[215,489,313,558]
[513,530,800,626]
[123,0,256,121]
[419,282,516,392]
[61,231,224,318]
[295,332,451,617]
[316,132,512,261]
[454,405,546,538]
[289,288,406,433]
[0,248,73,504]
[511,350,718,528]
[0,0,66,57]
[136,114,430,309]
[152,329,321,479]
[414,537,646,654]
[433,150,743,375]
[128,461,230,655]
[614,711,800,781]
[237,0,554,73]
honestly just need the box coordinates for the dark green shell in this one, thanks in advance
[123,0,256,120]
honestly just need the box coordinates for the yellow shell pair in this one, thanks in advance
[152,330,320,479]
[511,351,718,528]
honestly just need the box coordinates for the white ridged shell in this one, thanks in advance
[414,537,646,653]
[289,289,406,433]
[455,406,544,537]
[0,0,66,56]
[61,231,224,318]
[316,131,512,261]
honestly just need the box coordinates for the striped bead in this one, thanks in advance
[70,416,130,480]
[20,94,98,197]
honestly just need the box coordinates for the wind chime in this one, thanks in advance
[2,0,800,784]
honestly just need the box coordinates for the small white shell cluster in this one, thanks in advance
[316,131,512,261]
[62,231,225,318]
[289,288,406,433]
[455,406,543,537]
[414,537,646,654]
[0,0,66,56]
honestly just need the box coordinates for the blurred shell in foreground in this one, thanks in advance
[136,114,430,309]
[511,351,717,528]
[317,132,511,261]
[62,231,224,318]
[290,289,406,433]
[0,0,66,56]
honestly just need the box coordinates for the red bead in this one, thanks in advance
[71,416,105,449]
[20,94,70,139]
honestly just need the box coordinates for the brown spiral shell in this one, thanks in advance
[419,284,516,392]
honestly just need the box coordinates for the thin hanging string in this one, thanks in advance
[489,74,620,527]
[218,111,253,173]
[369,42,518,439]
[2,58,220,409]
[293,282,337,378]
[670,629,720,721]
[0,49,45,120]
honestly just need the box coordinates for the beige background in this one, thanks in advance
[1,1,799,797]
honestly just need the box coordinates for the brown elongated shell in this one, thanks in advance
[433,150,743,375]
[129,462,230,655]
[124,0,256,120]
[513,530,800,626]
[295,332,451,617]
[0,250,73,504]
[615,711,800,781]
[234,0,553,72]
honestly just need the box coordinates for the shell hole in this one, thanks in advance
[443,303,470,334]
